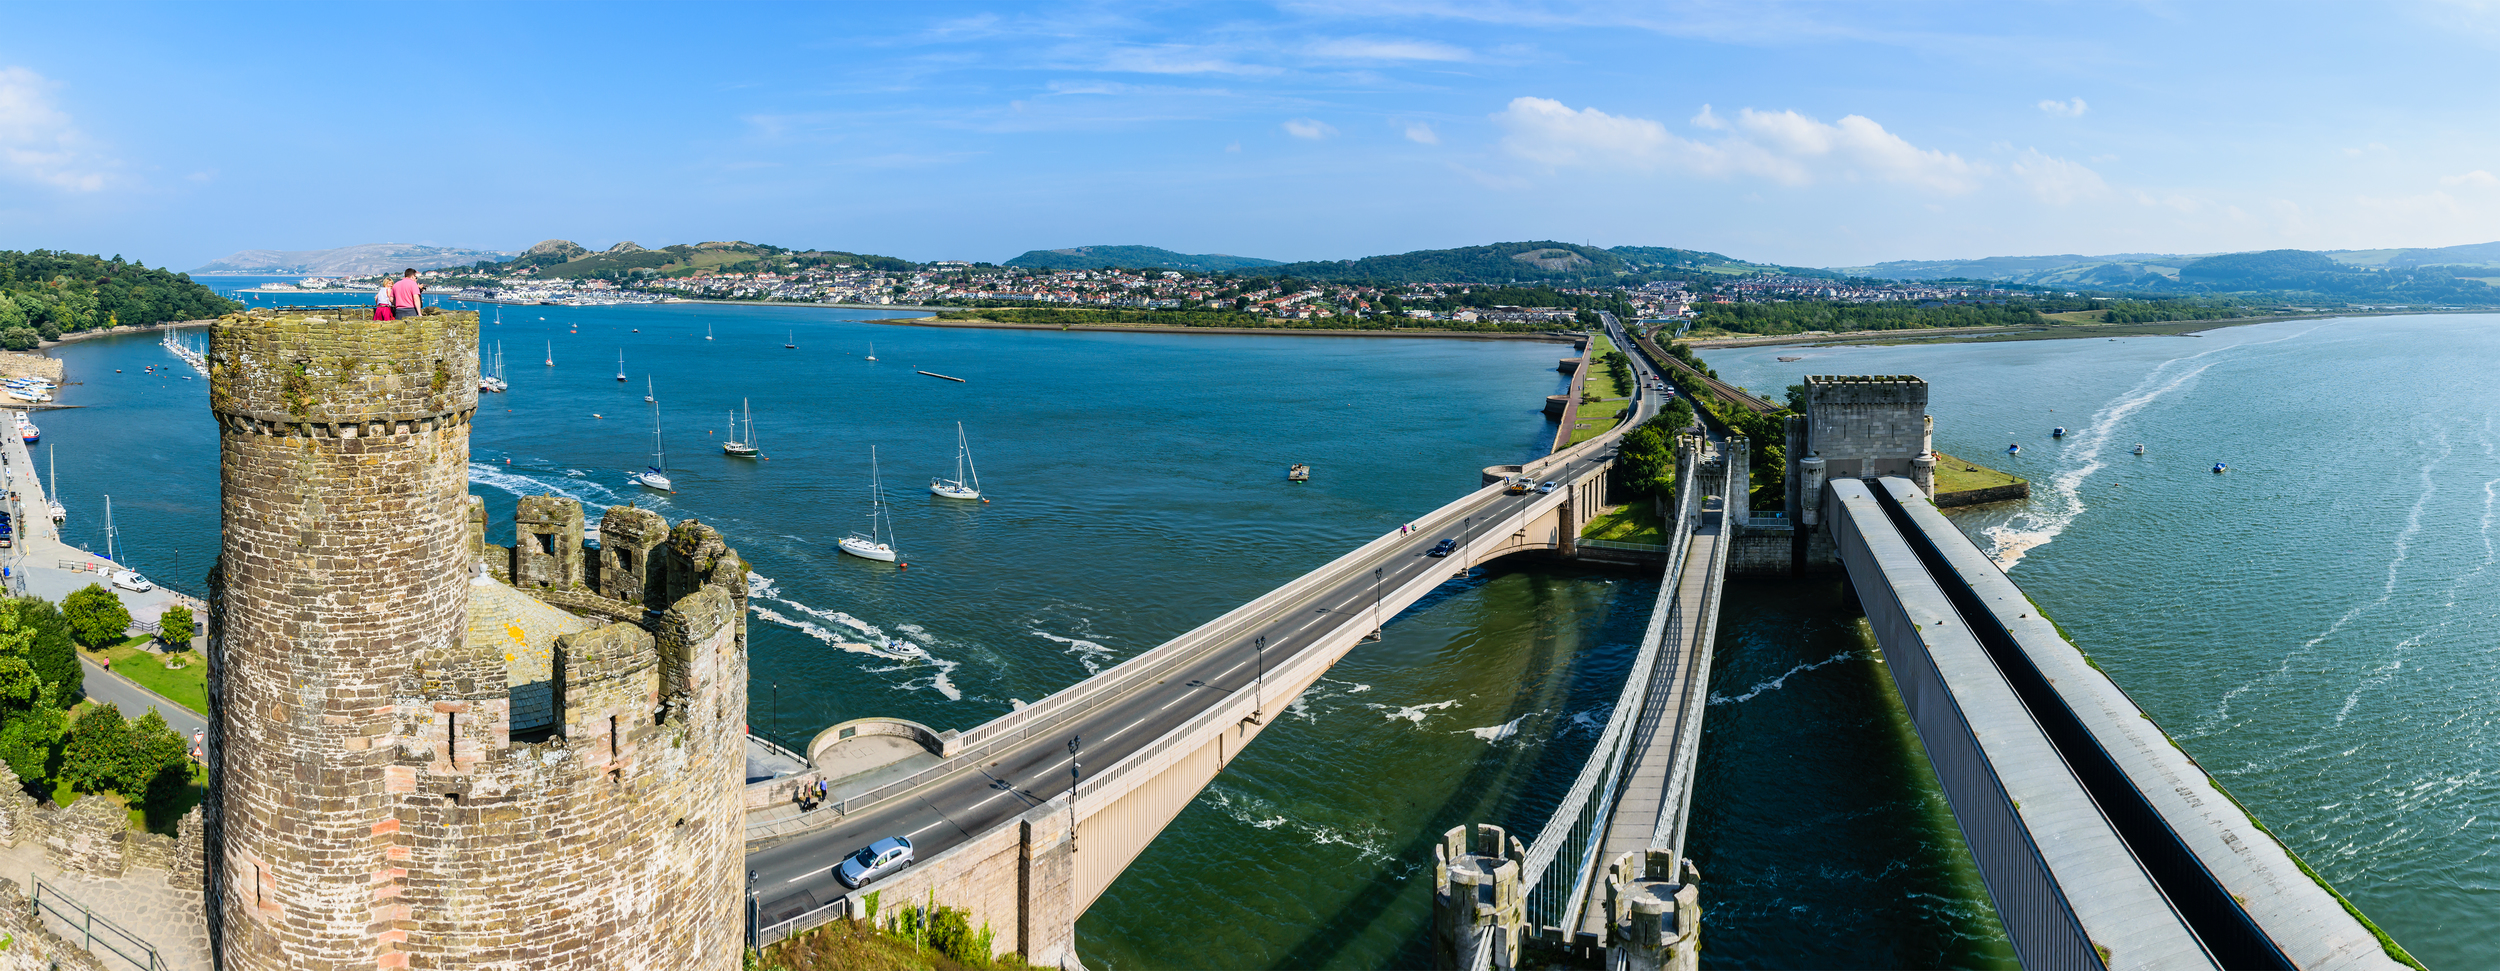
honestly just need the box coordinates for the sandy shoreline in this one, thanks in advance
[873,315,1581,343]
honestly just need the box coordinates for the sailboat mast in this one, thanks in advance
[104,495,115,562]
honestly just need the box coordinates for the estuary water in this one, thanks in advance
[1709,315,2500,967]
[66,288,2004,967]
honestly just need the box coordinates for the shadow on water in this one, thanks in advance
[1687,577,2017,970]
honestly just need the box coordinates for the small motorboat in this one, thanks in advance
[2133,444,2146,455]
[2051,427,2066,438]
[2212,462,2228,474]
[2005,443,2021,456]
[1288,463,1311,481]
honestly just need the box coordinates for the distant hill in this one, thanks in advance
[1004,245,1282,273]
[1237,241,1635,284]
[483,239,918,280]
[192,243,515,276]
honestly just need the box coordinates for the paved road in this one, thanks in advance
[746,325,1666,924]
[78,655,208,741]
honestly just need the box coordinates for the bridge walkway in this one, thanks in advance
[1570,483,1724,942]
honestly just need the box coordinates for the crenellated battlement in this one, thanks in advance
[208,307,743,971]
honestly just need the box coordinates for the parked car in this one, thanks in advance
[1427,538,1458,558]
[836,836,915,889]
[109,570,154,592]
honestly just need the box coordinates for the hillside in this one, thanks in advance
[193,243,515,276]
[0,250,239,349]
[1240,241,1641,284]
[482,239,919,280]
[1004,245,1281,273]
[2178,249,2493,301]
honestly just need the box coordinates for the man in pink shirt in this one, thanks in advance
[390,268,424,318]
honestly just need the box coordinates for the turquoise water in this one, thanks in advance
[1710,316,2500,967]
[55,286,2044,966]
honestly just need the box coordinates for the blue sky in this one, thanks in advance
[6,1,2500,270]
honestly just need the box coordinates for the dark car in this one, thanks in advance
[1427,538,1458,558]
[835,835,914,889]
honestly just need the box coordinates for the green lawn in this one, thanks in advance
[1931,450,2026,495]
[1582,503,1666,543]
[1567,398,1630,446]
[91,642,210,716]
[1582,332,1627,399]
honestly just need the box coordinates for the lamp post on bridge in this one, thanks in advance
[1456,517,1472,578]
[1367,566,1384,642]
[1068,735,1082,853]
[1247,635,1267,725]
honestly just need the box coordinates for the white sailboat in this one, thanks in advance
[866,343,878,362]
[784,330,796,349]
[723,399,758,457]
[629,399,672,491]
[616,350,628,382]
[706,324,714,341]
[930,422,982,500]
[46,444,64,524]
[644,376,655,403]
[544,341,553,367]
[479,343,507,393]
[838,447,899,562]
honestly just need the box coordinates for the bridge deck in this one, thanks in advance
[1572,498,1724,940]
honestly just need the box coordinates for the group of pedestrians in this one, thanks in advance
[793,778,831,812]
[373,268,427,321]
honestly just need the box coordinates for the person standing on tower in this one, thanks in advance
[390,268,425,319]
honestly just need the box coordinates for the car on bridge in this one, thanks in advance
[1538,481,1559,494]
[1427,538,1458,558]
[835,836,914,889]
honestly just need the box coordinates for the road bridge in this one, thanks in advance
[745,316,1692,966]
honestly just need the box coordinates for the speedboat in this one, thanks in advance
[2132,444,2145,455]
[2051,427,2066,438]
[2005,443,2020,455]
[2212,462,2227,474]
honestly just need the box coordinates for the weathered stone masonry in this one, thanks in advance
[206,309,746,971]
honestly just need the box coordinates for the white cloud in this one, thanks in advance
[2440,169,2500,188]
[1283,118,1337,139]
[1496,97,1985,194]
[1307,37,1472,62]
[0,66,108,192]
[2009,149,2109,205]
[1403,122,1439,145]
[2036,97,2088,117]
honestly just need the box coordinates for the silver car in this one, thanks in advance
[836,836,914,888]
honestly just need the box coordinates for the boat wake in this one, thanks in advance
[745,572,963,700]
[1979,323,2329,570]
[467,462,641,510]
[1030,630,1118,676]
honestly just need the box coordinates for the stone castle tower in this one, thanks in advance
[205,308,746,970]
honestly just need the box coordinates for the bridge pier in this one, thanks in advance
[1433,824,1528,971]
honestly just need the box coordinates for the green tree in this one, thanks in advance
[130,709,192,823]
[159,605,194,650]
[0,706,66,786]
[7,597,80,699]
[61,583,130,648]
[60,702,133,795]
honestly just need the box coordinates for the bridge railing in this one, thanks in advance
[1513,436,1718,935]
[1653,444,1739,862]
[816,402,1650,829]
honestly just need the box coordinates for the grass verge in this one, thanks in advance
[88,642,209,716]
[1582,503,1665,543]
[1930,450,2026,496]
[1567,398,1630,446]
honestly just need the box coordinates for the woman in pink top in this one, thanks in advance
[390,268,424,317]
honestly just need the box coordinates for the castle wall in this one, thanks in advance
[207,310,743,971]
[1801,376,1934,496]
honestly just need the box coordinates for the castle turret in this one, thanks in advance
[207,309,744,970]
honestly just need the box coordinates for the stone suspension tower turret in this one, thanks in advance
[207,309,745,970]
